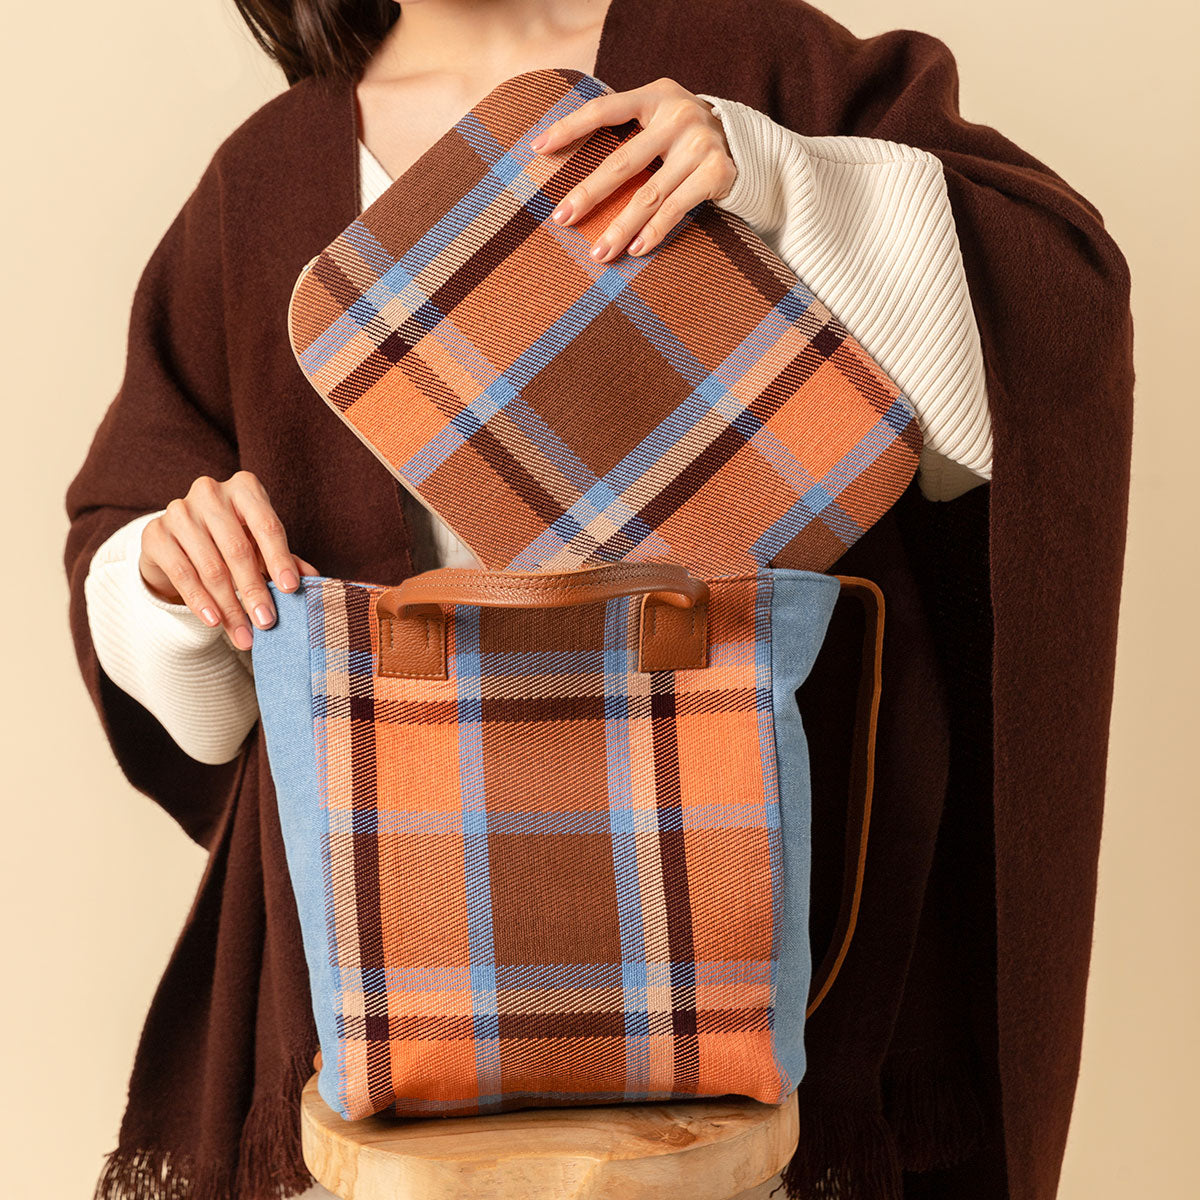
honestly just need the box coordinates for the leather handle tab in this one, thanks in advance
[376,563,709,679]
[806,574,885,1018]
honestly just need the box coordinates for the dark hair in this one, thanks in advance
[232,0,401,86]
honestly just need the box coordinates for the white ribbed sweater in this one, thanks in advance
[84,98,992,765]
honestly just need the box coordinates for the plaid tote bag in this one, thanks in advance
[253,561,883,1119]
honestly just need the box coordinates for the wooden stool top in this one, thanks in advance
[300,1073,796,1200]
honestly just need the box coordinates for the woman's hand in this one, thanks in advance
[138,471,318,649]
[530,77,736,263]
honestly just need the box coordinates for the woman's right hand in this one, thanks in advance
[138,471,318,650]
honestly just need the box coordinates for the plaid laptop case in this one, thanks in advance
[286,68,922,577]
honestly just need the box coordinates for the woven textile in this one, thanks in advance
[287,69,922,577]
[254,568,841,1120]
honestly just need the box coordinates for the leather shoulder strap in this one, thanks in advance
[806,575,885,1018]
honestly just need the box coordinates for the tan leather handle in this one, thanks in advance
[375,563,709,679]
[377,562,708,618]
[806,575,884,1018]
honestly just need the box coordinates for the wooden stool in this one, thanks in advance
[300,1072,796,1200]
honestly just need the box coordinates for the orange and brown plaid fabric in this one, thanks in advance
[287,69,922,577]
[257,568,829,1120]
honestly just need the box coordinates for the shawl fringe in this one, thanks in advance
[777,1101,904,1200]
[93,1051,317,1200]
[774,1043,987,1200]
[881,1044,987,1173]
[93,1147,235,1200]
[235,1050,319,1199]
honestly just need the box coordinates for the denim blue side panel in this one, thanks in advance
[768,570,841,1091]
[251,578,346,1117]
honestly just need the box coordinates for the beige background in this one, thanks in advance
[2,2,1195,1196]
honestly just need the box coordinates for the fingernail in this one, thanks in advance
[590,243,607,261]
[551,202,571,223]
[629,237,644,255]
[530,134,546,151]
[201,607,219,627]
[233,625,253,650]
[280,569,299,590]
[254,604,275,628]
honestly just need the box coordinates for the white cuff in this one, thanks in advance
[83,511,259,764]
[701,94,797,238]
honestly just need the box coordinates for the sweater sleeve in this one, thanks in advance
[698,94,992,501]
[83,509,259,766]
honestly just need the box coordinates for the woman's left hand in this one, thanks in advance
[530,77,736,263]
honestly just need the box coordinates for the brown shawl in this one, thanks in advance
[63,1,1135,1196]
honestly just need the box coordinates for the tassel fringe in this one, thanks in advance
[93,1146,235,1200]
[93,1050,318,1200]
[771,1044,988,1198]
[881,1045,987,1173]
[235,1049,321,1198]
[775,1103,904,1199]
